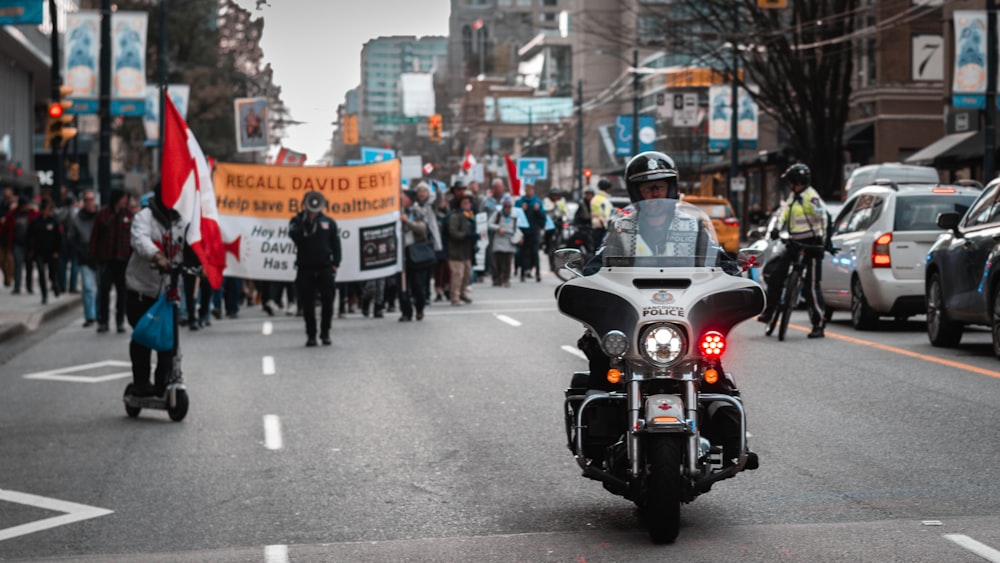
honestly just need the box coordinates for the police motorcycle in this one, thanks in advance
[555,199,764,543]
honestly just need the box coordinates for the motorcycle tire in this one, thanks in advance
[644,435,683,544]
[778,270,801,342]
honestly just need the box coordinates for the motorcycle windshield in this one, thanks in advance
[601,200,722,268]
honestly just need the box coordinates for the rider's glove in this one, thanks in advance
[769,229,780,241]
[153,252,172,273]
[825,239,839,256]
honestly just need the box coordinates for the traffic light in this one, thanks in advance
[583,168,592,184]
[428,114,442,142]
[342,114,358,145]
[44,85,77,151]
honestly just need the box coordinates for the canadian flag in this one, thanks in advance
[461,149,477,171]
[472,18,484,30]
[423,162,435,175]
[161,94,226,289]
[274,147,307,166]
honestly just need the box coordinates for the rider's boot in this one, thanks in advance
[807,324,825,338]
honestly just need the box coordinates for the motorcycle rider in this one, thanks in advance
[575,150,757,470]
[757,163,828,338]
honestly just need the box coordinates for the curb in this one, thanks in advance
[0,295,81,345]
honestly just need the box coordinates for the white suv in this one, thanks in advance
[822,181,980,329]
[842,163,939,201]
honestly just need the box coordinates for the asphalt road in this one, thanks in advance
[2,273,1000,562]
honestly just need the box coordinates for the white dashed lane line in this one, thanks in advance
[944,534,1000,562]
[262,321,273,335]
[265,544,289,563]
[262,356,275,376]
[561,345,587,360]
[263,415,283,450]
[495,314,522,327]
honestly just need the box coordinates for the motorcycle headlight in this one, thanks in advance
[601,330,628,357]
[639,324,686,367]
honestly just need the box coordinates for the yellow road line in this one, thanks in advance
[787,324,1000,380]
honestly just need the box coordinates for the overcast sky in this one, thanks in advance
[236,0,451,164]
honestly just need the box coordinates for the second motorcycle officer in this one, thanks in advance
[289,191,342,347]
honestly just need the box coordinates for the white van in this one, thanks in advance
[843,163,939,201]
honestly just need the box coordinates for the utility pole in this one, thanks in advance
[48,0,64,202]
[576,79,584,201]
[631,48,639,156]
[728,17,740,205]
[157,0,168,178]
[987,0,997,182]
[98,0,112,205]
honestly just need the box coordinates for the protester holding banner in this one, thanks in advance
[288,191,341,347]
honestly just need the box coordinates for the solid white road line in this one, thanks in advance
[262,321,273,335]
[944,534,1000,562]
[263,415,283,450]
[262,356,275,376]
[264,544,289,563]
[495,314,522,327]
[561,345,587,360]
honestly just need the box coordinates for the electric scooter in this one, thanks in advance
[123,266,190,422]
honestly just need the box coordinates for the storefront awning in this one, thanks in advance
[843,122,874,146]
[905,130,981,165]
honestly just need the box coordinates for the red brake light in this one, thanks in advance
[931,187,956,193]
[872,232,892,268]
[699,331,726,358]
[722,217,739,226]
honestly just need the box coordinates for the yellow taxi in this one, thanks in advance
[680,195,740,253]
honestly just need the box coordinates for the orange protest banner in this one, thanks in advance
[213,160,400,220]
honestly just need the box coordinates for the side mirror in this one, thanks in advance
[554,247,585,277]
[936,212,960,233]
[736,247,765,271]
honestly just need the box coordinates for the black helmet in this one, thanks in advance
[625,151,679,202]
[597,178,612,192]
[782,163,811,186]
[549,186,562,197]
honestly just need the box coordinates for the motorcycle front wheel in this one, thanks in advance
[644,435,683,544]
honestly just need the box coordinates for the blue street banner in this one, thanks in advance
[143,84,190,146]
[0,0,43,25]
[737,85,759,150]
[614,115,656,156]
[516,157,548,180]
[361,146,396,163]
[708,86,732,151]
[952,11,987,110]
[110,11,148,116]
[64,10,148,116]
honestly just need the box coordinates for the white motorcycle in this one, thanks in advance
[555,199,764,543]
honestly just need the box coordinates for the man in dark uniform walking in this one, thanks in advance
[289,191,341,347]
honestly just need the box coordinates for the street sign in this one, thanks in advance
[516,157,548,180]
[673,93,699,127]
[731,177,746,193]
[360,146,396,163]
[375,115,423,125]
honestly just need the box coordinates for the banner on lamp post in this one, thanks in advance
[952,10,988,110]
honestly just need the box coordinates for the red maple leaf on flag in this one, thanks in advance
[161,94,226,289]
[461,149,477,172]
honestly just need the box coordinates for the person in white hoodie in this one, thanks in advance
[124,187,188,397]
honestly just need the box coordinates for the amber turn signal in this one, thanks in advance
[606,368,622,384]
[704,368,719,384]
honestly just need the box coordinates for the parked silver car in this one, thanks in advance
[822,180,980,329]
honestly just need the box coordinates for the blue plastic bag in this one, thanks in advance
[131,294,175,351]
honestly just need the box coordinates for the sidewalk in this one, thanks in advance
[0,285,82,344]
